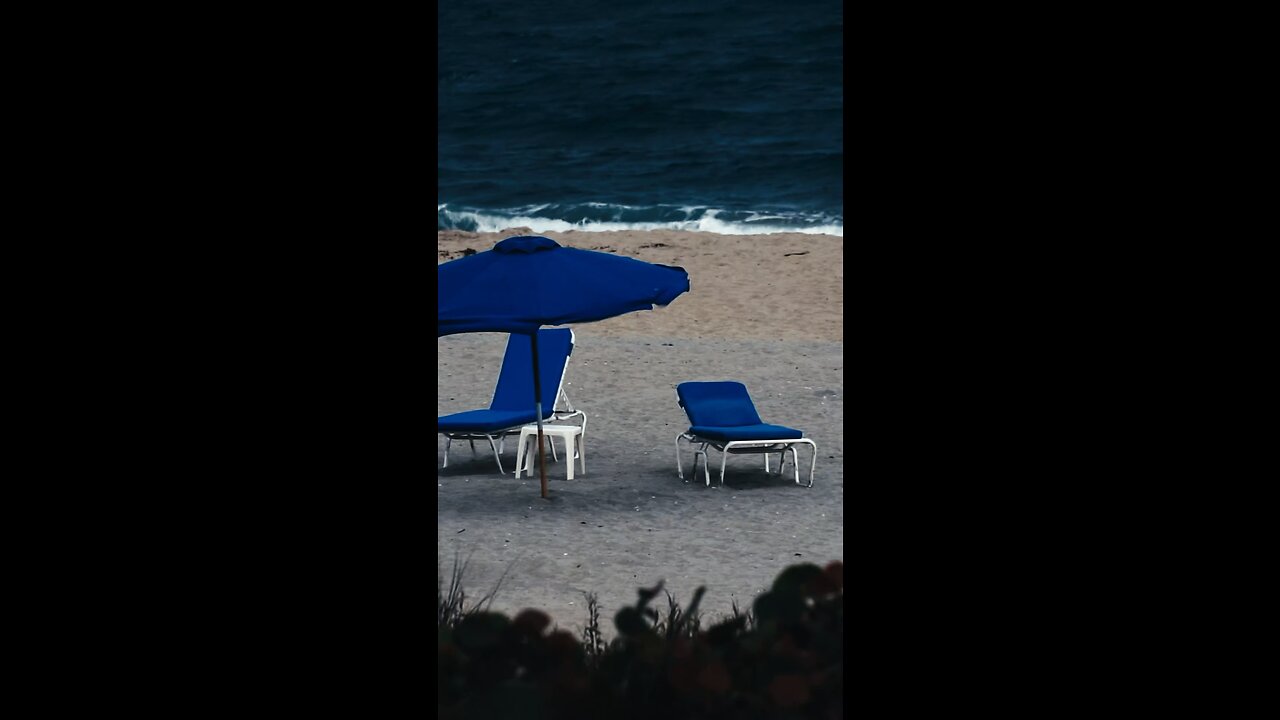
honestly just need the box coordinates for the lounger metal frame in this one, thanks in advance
[675,432,816,488]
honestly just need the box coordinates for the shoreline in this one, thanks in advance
[438,229,842,342]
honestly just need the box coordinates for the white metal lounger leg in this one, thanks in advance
[718,441,752,486]
[443,437,452,468]
[676,433,699,482]
[766,450,788,473]
[486,434,506,474]
[765,450,786,474]
[793,439,816,487]
[675,434,686,480]
[514,433,527,477]
[678,434,713,486]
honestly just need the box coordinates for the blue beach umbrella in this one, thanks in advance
[438,235,691,498]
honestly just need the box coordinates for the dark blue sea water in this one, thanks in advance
[438,0,843,236]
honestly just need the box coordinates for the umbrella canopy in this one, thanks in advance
[438,235,691,497]
[438,235,689,337]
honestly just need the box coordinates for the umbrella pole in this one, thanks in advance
[530,332,549,499]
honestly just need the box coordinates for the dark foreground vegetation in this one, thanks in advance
[439,560,843,719]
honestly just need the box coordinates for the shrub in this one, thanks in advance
[438,561,843,719]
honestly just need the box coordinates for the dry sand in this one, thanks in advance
[438,229,843,640]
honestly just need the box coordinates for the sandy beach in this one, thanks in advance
[438,229,843,640]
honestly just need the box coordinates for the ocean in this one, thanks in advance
[437,0,843,237]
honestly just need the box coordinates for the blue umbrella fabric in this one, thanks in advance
[438,235,690,498]
[438,235,690,338]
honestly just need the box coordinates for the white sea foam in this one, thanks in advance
[438,204,843,237]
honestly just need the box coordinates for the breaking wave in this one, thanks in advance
[437,203,842,237]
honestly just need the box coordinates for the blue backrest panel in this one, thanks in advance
[677,381,763,427]
[491,328,574,414]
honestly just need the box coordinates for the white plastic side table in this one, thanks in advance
[515,424,585,480]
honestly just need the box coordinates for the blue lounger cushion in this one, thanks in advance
[677,382,763,426]
[438,409,541,433]
[688,423,804,442]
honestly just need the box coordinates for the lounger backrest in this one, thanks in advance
[491,328,575,416]
[676,381,763,427]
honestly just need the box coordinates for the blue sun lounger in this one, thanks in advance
[439,328,582,474]
[675,381,816,488]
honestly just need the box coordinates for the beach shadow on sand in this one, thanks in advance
[678,470,812,491]
[439,461,818,517]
